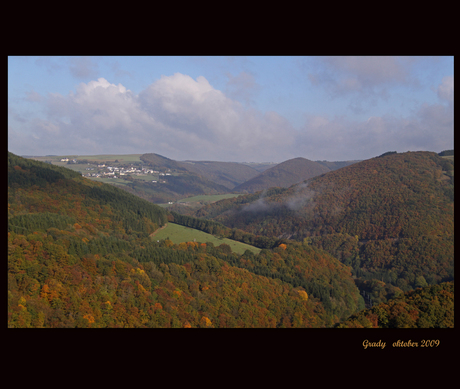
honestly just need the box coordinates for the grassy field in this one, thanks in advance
[89,177,133,185]
[31,154,144,163]
[135,174,160,181]
[151,223,261,255]
[177,193,241,203]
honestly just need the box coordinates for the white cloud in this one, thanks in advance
[136,73,297,161]
[8,70,453,162]
[10,74,298,161]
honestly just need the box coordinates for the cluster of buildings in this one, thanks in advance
[80,162,172,181]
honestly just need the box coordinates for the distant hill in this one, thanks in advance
[438,149,453,156]
[178,160,260,189]
[140,154,259,190]
[118,173,232,204]
[140,153,359,192]
[240,162,278,173]
[28,152,359,202]
[131,153,233,202]
[315,160,360,171]
[140,153,188,171]
[140,153,261,190]
[233,157,331,193]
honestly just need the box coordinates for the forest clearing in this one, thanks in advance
[151,222,261,255]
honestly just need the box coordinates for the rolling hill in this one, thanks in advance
[27,153,361,206]
[233,157,331,193]
[140,153,261,190]
[178,160,261,189]
[194,151,454,304]
[139,152,187,171]
[315,160,360,171]
[103,153,232,203]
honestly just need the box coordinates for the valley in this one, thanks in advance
[28,153,360,205]
[8,149,454,328]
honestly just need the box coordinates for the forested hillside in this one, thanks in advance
[336,281,454,328]
[194,151,454,305]
[139,153,187,171]
[8,152,169,237]
[178,160,260,189]
[8,152,363,328]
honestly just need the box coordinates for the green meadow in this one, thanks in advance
[31,154,144,169]
[177,193,242,203]
[33,154,144,163]
[88,176,133,185]
[151,223,261,255]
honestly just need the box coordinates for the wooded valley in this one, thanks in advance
[8,150,454,328]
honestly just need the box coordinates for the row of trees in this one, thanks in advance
[170,211,285,249]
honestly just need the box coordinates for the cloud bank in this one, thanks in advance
[8,71,453,162]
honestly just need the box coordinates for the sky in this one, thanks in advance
[8,56,454,163]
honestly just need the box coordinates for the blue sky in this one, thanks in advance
[8,56,453,162]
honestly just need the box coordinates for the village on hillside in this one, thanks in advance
[59,157,172,182]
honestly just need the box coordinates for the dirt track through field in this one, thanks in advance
[149,223,168,238]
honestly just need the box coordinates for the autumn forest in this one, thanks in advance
[7,150,454,328]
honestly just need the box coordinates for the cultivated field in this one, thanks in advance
[177,194,242,203]
[88,177,133,185]
[31,154,144,164]
[151,222,261,255]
